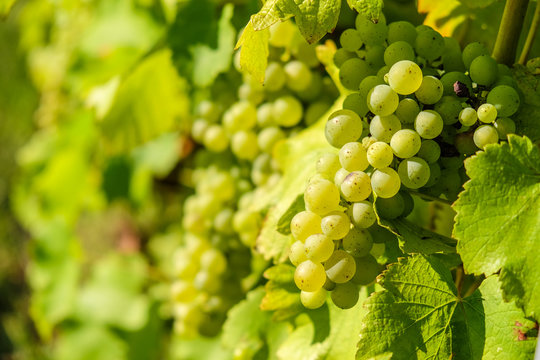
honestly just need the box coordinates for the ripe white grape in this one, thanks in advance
[325,110,363,148]
[321,211,351,240]
[397,157,431,189]
[339,142,369,172]
[387,60,423,95]
[304,179,341,216]
[334,167,350,188]
[290,211,322,242]
[348,201,376,228]
[370,114,402,143]
[325,250,356,283]
[371,167,401,198]
[342,227,373,257]
[367,141,394,168]
[284,60,312,92]
[473,125,499,149]
[294,260,327,292]
[289,240,308,266]
[316,153,341,180]
[341,171,372,202]
[367,85,399,116]
[304,234,335,262]
[415,110,444,139]
[273,96,303,127]
[459,107,477,126]
[300,288,327,309]
[477,103,497,123]
[390,129,421,158]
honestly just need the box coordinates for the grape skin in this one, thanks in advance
[371,167,401,198]
[367,85,399,116]
[387,60,423,95]
[295,260,327,292]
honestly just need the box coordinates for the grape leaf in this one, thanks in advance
[357,255,537,359]
[260,264,304,321]
[250,0,341,44]
[100,50,189,153]
[276,194,304,235]
[453,135,540,319]
[191,4,235,86]
[513,65,540,142]
[347,0,383,22]
[235,20,270,83]
[277,287,370,360]
[458,0,496,9]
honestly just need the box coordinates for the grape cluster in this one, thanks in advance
[289,15,520,309]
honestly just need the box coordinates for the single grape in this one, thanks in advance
[341,171,372,202]
[390,129,421,158]
[342,227,373,257]
[359,76,385,98]
[493,118,516,139]
[351,255,381,285]
[294,260,327,292]
[440,71,472,96]
[325,250,356,283]
[459,107,478,126]
[395,98,420,125]
[257,127,285,154]
[340,58,372,90]
[273,96,303,127]
[290,210,322,242]
[304,179,341,216]
[415,76,443,105]
[434,96,462,125]
[325,110,363,148]
[191,118,209,142]
[331,282,360,309]
[171,281,198,302]
[356,15,388,46]
[462,42,489,69]
[264,62,286,91]
[343,93,369,117]
[384,41,415,66]
[347,202,375,229]
[424,161,442,187]
[398,157,431,189]
[415,110,444,139]
[238,81,264,105]
[340,28,363,52]
[231,130,259,160]
[477,103,497,123]
[473,125,499,149]
[334,48,356,68]
[367,141,394,168]
[416,139,441,163]
[374,193,405,219]
[321,211,351,240]
[203,125,229,152]
[289,240,308,266]
[304,234,335,262]
[200,248,227,274]
[223,101,257,132]
[454,132,478,155]
[365,45,386,69]
[415,29,445,61]
[371,167,401,198]
[197,100,221,122]
[387,21,416,45]
[284,60,312,92]
[486,85,520,117]
[334,167,350,188]
[387,60,423,95]
[257,103,275,127]
[442,37,466,72]
[300,288,327,309]
[469,55,498,86]
[316,153,341,180]
[367,85,399,116]
[339,142,369,172]
[370,114,402,143]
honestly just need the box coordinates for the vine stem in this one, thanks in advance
[492,0,529,65]
[407,190,453,206]
[519,1,540,64]
[455,265,464,298]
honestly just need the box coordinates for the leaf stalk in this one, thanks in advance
[492,0,529,65]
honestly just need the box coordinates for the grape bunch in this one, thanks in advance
[289,15,521,309]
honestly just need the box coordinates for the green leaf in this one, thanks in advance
[132,132,181,178]
[235,20,270,83]
[458,0,496,9]
[250,0,341,44]
[55,326,128,360]
[453,135,540,319]
[276,194,304,235]
[347,0,383,21]
[0,0,15,18]
[100,49,189,153]
[191,4,235,86]
[357,255,537,359]
[277,288,370,360]
[513,65,540,142]
[169,336,232,360]
[260,264,303,321]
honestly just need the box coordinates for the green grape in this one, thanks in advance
[340,28,363,52]
[387,21,416,45]
[325,250,356,283]
[316,153,341,180]
[334,168,350,188]
[493,117,516,139]
[323,277,336,291]
[325,110,363,148]
[284,60,312,92]
[454,132,478,155]
[233,209,261,234]
[367,141,394,168]
[469,55,498,86]
[341,171,372,202]
[231,130,259,160]
[203,125,229,152]
[304,233,335,262]
[400,190,414,217]
[398,157,431,189]
[342,227,373,257]
[374,193,405,219]
[194,271,220,293]
[291,210,322,242]
[292,40,319,68]
[371,167,401,198]
[362,136,378,150]
[390,129,421,158]
[294,260,327,292]
[339,58,372,90]
[351,255,381,285]
[477,103,497,123]
[359,75,385,98]
[273,96,303,127]
[415,76,443,104]
[365,45,386,69]
[459,107,477,126]
[321,211,351,240]
[356,15,388,46]
[214,208,234,234]
[442,37,466,72]
[173,250,198,279]
[486,85,520,117]
[331,282,359,309]
[462,42,489,69]
[200,249,227,274]
[223,101,257,132]
[191,118,209,142]
[440,72,472,96]
[348,201,376,228]
[334,48,356,68]
[498,63,513,77]
[304,179,341,216]
[300,288,327,309]
[171,281,198,302]
[238,82,264,105]
[339,142,369,172]
[305,101,331,126]
[415,29,445,61]
[395,98,420,124]
[343,93,369,117]
[264,62,286,92]
[473,125,499,149]
[439,169,462,201]
[297,72,323,101]
[367,85,399,116]
[416,24,434,33]
[434,96,462,125]
[257,103,275,127]
[377,65,390,79]
[387,60,423,95]
[424,161,442,187]
[414,110,444,139]
[257,126,285,154]
[439,156,463,170]
[384,41,415,66]
[268,20,295,47]
[370,114,401,143]
[197,100,221,122]
[416,139,441,163]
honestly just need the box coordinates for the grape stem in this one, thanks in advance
[492,0,529,65]
[519,1,540,64]
[407,190,453,206]
[455,265,464,297]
